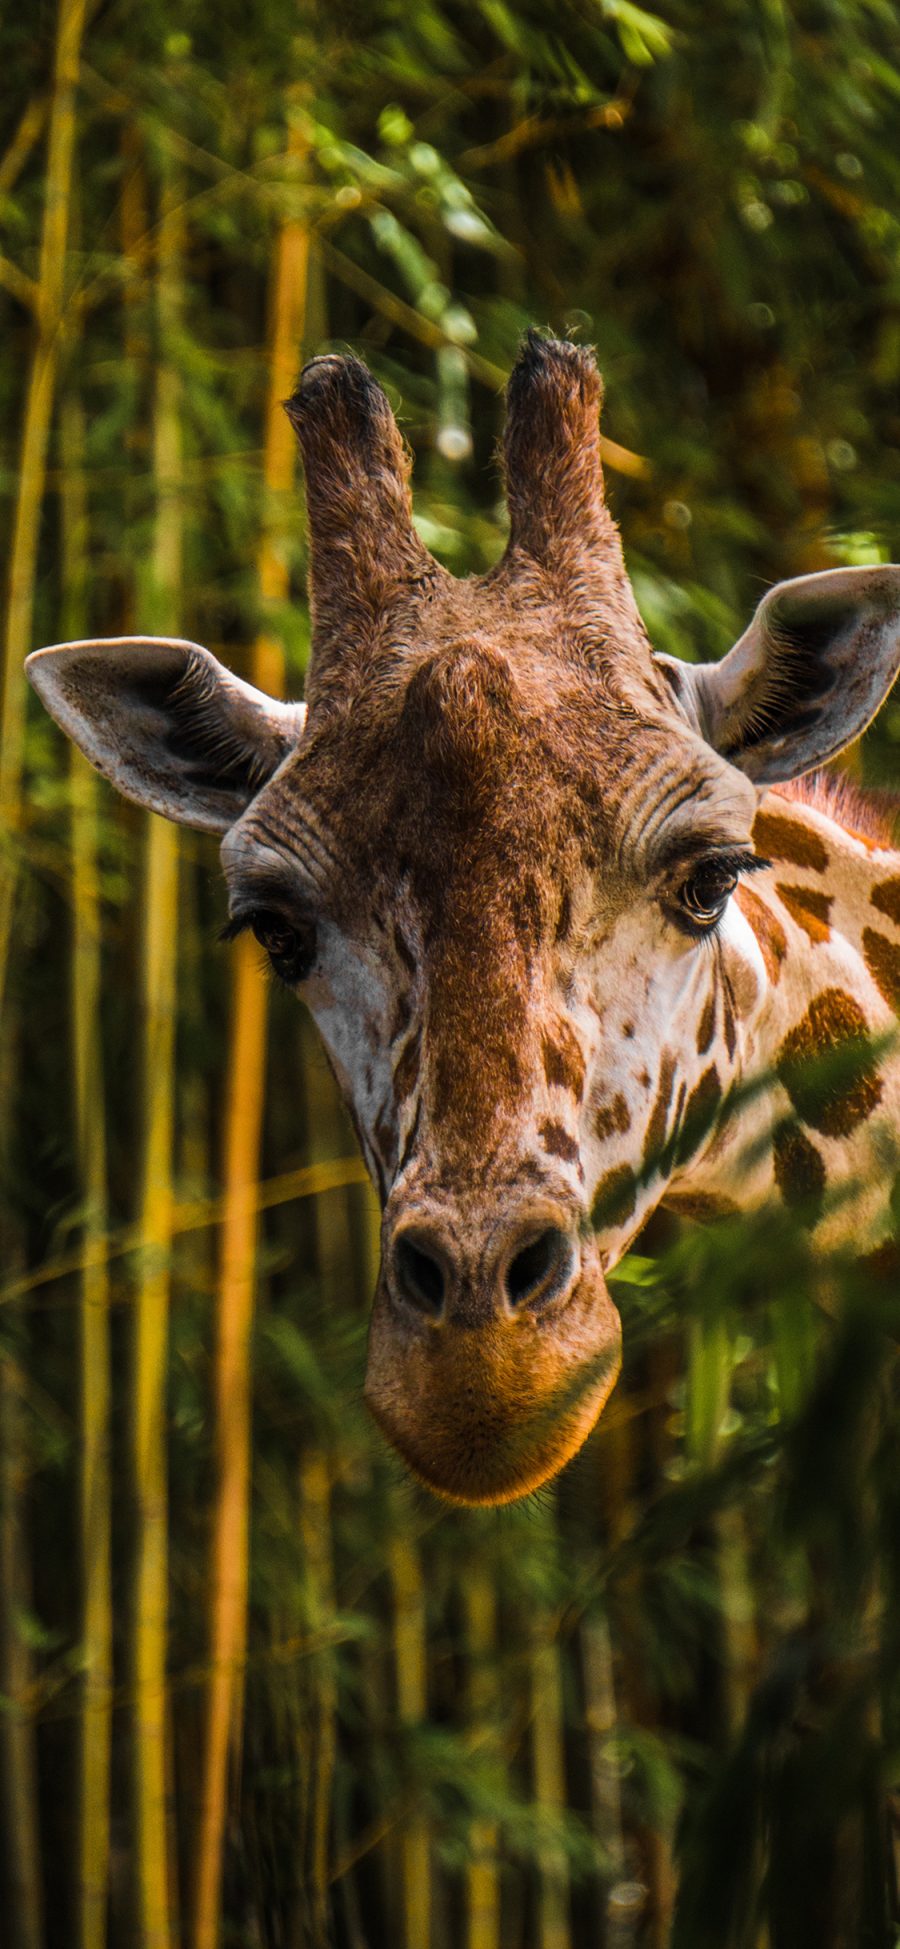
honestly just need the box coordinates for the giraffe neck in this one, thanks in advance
[666,784,900,1255]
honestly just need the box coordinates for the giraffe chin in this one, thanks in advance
[364,1269,622,1506]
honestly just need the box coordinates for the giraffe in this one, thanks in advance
[27,334,900,1506]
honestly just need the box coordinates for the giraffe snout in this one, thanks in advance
[366,1191,621,1504]
[385,1202,580,1326]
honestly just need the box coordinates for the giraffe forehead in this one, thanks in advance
[260,643,755,917]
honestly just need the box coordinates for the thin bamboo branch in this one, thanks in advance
[0,94,48,197]
[0,254,38,312]
[191,115,309,1949]
[60,387,113,1949]
[0,1156,369,1314]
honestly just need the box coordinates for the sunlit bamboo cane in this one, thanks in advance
[0,0,86,1001]
[298,1447,337,1947]
[463,1565,501,1949]
[60,387,113,1949]
[191,110,310,1949]
[388,1524,431,1949]
[131,154,183,1949]
[0,5,87,1944]
[529,1514,569,1949]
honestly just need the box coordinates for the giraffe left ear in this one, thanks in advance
[657,565,900,784]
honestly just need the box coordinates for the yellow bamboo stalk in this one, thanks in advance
[388,1523,431,1949]
[0,0,86,1004]
[0,1359,44,1949]
[191,116,309,1949]
[463,1566,500,1949]
[298,1448,337,1946]
[0,8,87,1945]
[131,159,184,1949]
[60,388,113,1949]
[530,1604,569,1949]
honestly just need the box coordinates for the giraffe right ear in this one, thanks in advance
[657,565,900,785]
[26,637,307,834]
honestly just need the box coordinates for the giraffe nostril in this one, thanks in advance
[393,1234,446,1318]
[505,1226,574,1310]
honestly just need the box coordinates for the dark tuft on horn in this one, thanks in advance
[502,332,610,569]
[505,329,602,428]
[283,353,441,695]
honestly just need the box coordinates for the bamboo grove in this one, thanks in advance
[3,2,900,1945]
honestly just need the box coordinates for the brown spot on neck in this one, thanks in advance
[643,1050,677,1173]
[674,1065,722,1168]
[862,927,900,1013]
[735,883,788,984]
[776,988,882,1136]
[753,808,829,872]
[594,1091,631,1142]
[591,1162,637,1231]
[539,1119,580,1164]
[542,1021,586,1098]
[871,877,900,927]
[776,882,833,945]
[773,1122,825,1227]
[721,982,737,1060]
[663,1187,738,1221]
[696,990,716,1056]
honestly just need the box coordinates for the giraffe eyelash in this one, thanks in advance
[671,848,770,940]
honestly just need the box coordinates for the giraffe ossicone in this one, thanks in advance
[27,334,900,1505]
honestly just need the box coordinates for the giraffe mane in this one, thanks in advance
[773,770,900,852]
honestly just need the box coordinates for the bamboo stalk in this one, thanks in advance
[0,7,87,1944]
[297,1448,337,1947]
[463,1566,500,1949]
[60,388,113,1949]
[0,0,87,1004]
[0,1359,44,1949]
[131,158,183,1949]
[389,1526,431,1949]
[530,1597,569,1949]
[191,117,309,1949]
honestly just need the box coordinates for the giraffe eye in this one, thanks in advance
[678,859,739,931]
[250,909,317,983]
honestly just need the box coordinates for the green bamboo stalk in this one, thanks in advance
[131,158,183,1949]
[463,1566,500,1949]
[389,1525,431,1949]
[0,1358,43,1949]
[0,6,87,1944]
[60,388,113,1949]
[0,0,86,1003]
[297,1447,337,1947]
[192,119,309,1949]
[530,1594,569,1949]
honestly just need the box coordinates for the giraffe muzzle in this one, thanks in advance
[387,1207,579,1325]
[365,1196,622,1504]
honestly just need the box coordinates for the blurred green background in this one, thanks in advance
[2,2,900,1946]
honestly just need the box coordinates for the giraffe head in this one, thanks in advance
[28,336,900,1504]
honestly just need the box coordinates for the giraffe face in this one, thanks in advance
[27,337,900,1505]
[220,610,761,1504]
